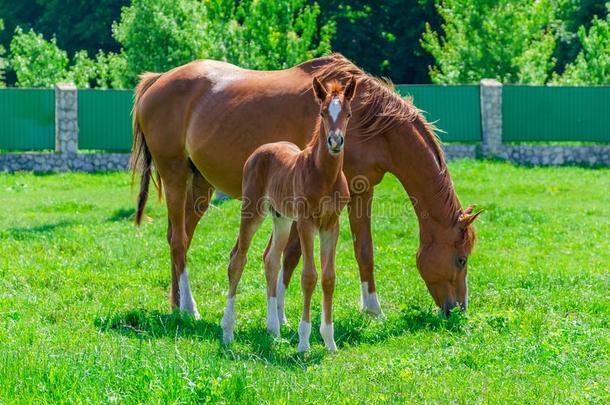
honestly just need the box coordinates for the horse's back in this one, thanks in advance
[136,58,320,197]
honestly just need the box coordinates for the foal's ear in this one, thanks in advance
[344,76,357,101]
[312,77,327,103]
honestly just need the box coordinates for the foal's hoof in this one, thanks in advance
[297,320,311,352]
[222,331,234,344]
[278,312,288,326]
[266,323,280,338]
[320,322,337,352]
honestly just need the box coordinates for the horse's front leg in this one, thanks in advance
[348,190,383,316]
[296,219,317,352]
[319,221,339,351]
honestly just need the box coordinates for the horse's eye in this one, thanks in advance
[347,112,352,118]
[456,256,467,269]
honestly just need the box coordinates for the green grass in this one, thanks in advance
[0,160,608,403]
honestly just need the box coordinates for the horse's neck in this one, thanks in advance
[387,123,460,230]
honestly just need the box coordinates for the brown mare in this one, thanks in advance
[131,53,481,323]
[220,78,356,351]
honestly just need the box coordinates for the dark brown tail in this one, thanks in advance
[130,72,163,226]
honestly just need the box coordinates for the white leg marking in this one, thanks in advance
[277,269,288,325]
[360,282,383,317]
[319,310,337,352]
[179,268,200,319]
[221,297,235,344]
[297,320,311,352]
[266,297,280,337]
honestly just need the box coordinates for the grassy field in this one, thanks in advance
[0,160,608,403]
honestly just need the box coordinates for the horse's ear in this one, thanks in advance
[344,76,357,101]
[458,207,483,228]
[312,77,327,103]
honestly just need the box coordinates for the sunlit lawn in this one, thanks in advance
[0,160,608,403]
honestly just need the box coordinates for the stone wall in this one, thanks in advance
[0,81,608,173]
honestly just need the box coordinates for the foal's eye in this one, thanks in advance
[456,256,467,269]
[347,112,352,118]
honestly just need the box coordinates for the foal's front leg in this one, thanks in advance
[296,219,317,352]
[263,216,292,337]
[319,221,339,351]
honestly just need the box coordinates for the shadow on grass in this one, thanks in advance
[1,220,75,240]
[95,304,466,367]
[107,207,135,222]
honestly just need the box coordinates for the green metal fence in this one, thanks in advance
[396,85,481,142]
[3,85,610,152]
[78,89,133,151]
[503,85,610,142]
[0,89,55,150]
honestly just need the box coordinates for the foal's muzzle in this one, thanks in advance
[327,130,344,154]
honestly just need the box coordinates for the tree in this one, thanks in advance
[113,0,333,87]
[314,0,440,83]
[0,0,128,59]
[421,0,560,84]
[0,20,5,87]
[554,9,610,84]
[9,27,69,87]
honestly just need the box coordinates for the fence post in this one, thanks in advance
[480,79,503,156]
[55,83,78,155]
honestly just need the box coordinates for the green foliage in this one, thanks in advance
[0,20,5,87]
[0,161,609,401]
[554,9,610,85]
[9,27,69,87]
[421,0,559,84]
[113,0,333,87]
[0,0,128,59]
[314,0,440,83]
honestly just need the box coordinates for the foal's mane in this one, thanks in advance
[309,54,466,228]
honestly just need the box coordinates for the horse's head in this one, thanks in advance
[416,205,482,316]
[312,76,357,156]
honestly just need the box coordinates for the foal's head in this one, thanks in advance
[312,76,357,156]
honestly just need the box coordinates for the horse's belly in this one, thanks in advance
[186,98,313,197]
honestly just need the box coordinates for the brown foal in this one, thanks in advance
[220,77,356,352]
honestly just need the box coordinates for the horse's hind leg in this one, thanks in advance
[278,223,302,324]
[185,166,215,248]
[221,196,265,343]
[263,215,293,336]
[159,159,200,318]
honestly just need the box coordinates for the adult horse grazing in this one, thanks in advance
[221,78,356,352]
[131,53,481,320]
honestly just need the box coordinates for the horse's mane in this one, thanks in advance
[310,53,446,168]
[310,54,466,228]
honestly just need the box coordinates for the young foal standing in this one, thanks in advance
[221,77,356,352]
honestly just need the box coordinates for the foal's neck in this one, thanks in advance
[307,126,343,185]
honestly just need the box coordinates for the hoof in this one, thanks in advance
[297,320,311,352]
[360,283,383,317]
[319,322,337,352]
[266,297,281,337]
[222,330,234,344]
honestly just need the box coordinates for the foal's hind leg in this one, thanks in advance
[319,221,339,352]
[263,215,293,336]
[278,223,301,325]
[221,199,265,343]
[296,219,317,352]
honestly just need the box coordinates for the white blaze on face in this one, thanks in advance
[328,97,342,123]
